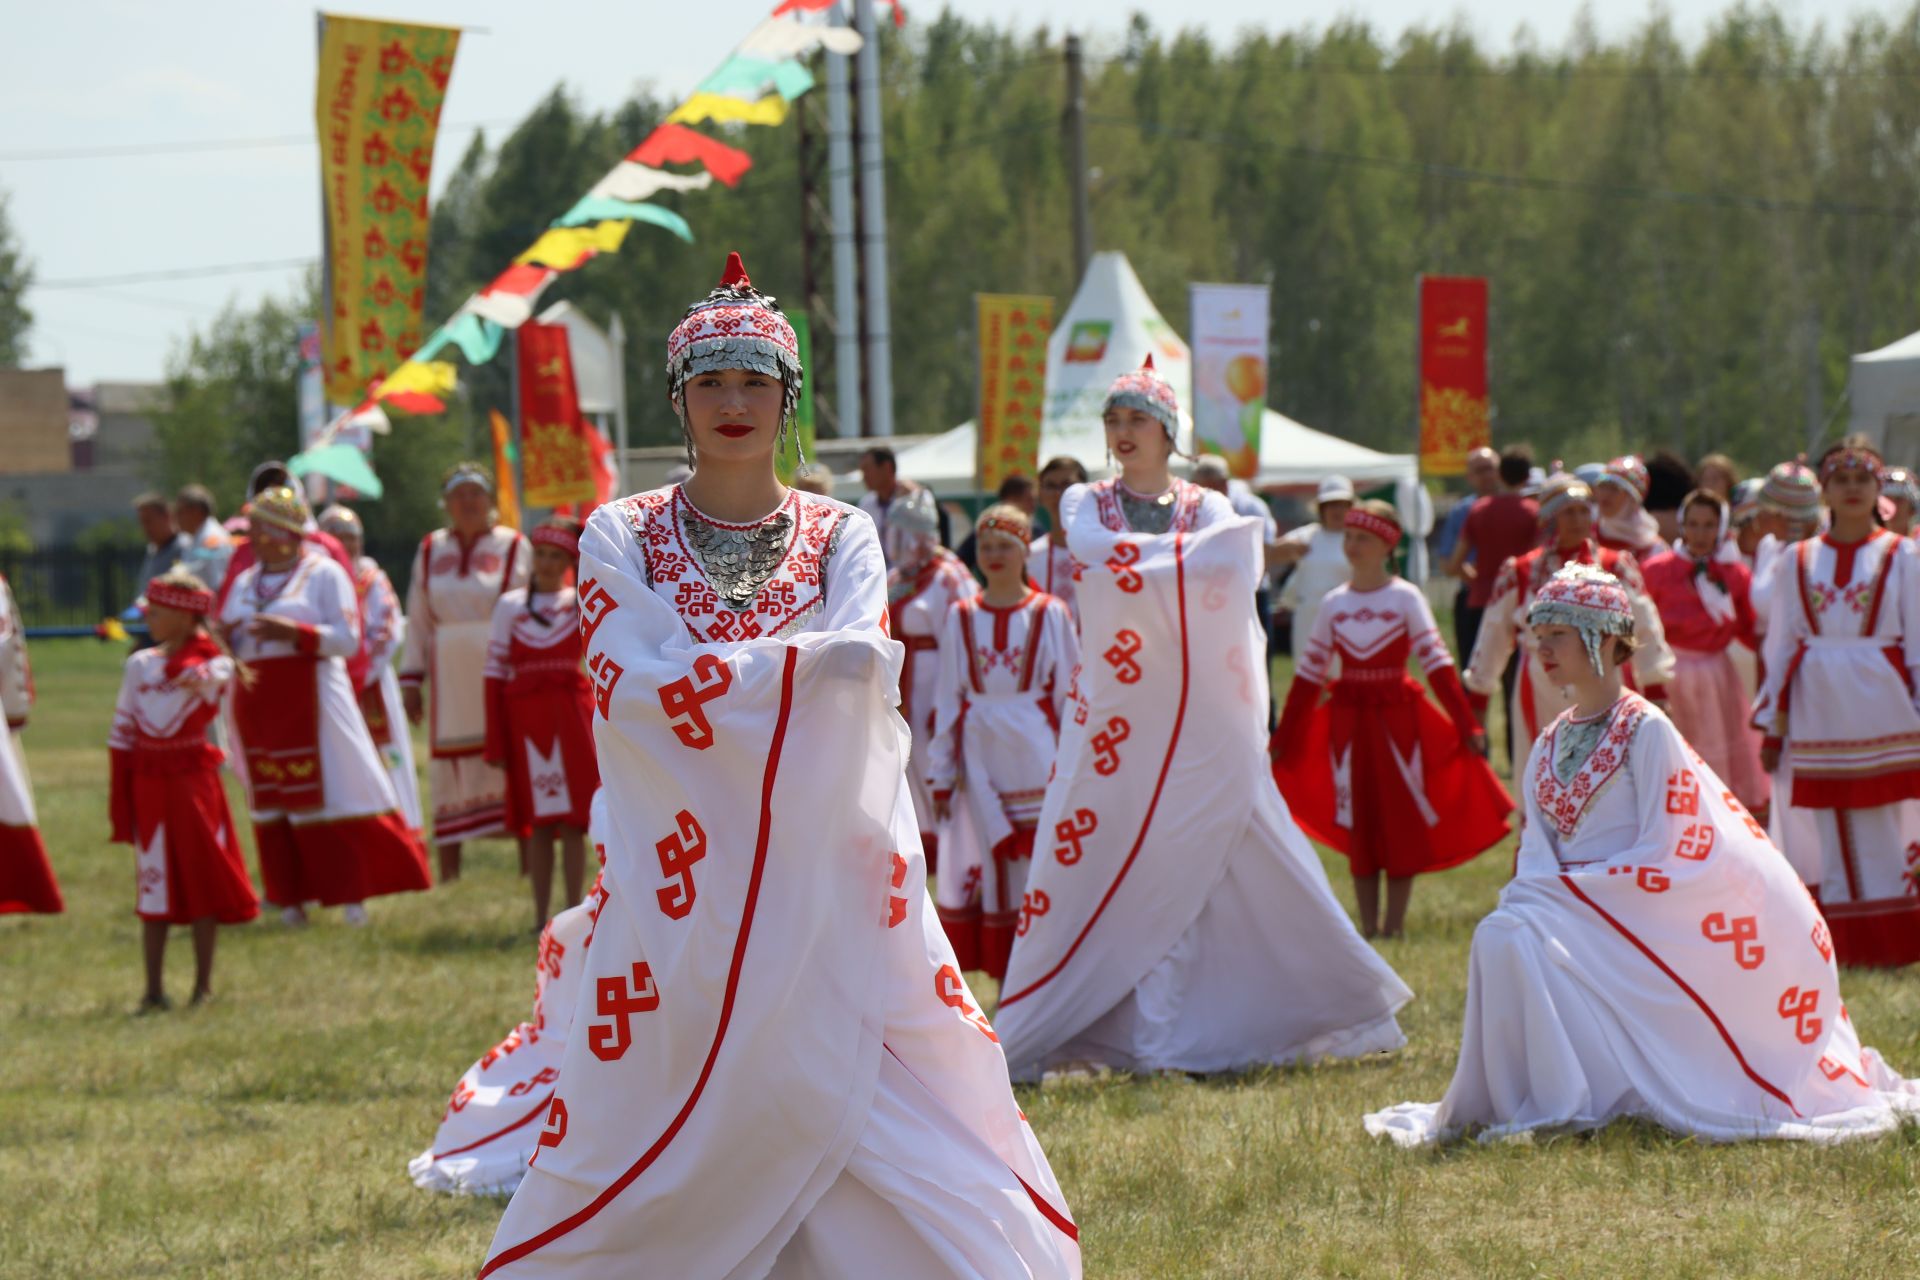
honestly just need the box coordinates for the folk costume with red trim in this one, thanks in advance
[887,494,980,870]
[1027,532,1080,626]
[108,633,257,925]
[1464,537,1676,745]
[414,806,603,1197]
[0,572,60,915]
[354,554,422,832]
[478,254,1077,1280]
[222,535,431,909]
[994,471,1410,1078]
[1753,526,1920,967]
[1640,548,1770,812]
[928,588,1080,978]
[1365,683,1920,1145]
[484,585,599,837]
[1272,577,1512,879]
[400,516,531,845]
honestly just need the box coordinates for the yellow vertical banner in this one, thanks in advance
[316,13,461,405]
[975,293,1055,492]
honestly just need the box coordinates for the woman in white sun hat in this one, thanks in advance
[1277,474,1358,658]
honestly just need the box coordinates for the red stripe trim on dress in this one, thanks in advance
[1018,597,1047,695]
[1861,530,1898,635]
[1014,1172,1081,1243]
[1558,874,1802,1117]
[999,533,1191,1009]
[478,647,798,1278]
[1833,808,1862,902]
[431,1092,553,1160]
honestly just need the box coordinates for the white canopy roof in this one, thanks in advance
[1850,330,1920,464]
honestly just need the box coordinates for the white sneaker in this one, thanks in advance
[342,903,369,927]
[280,906,309,927]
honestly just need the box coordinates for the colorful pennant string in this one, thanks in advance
[626,123,755,188]
[555,198,694,241]
[515,221,632,270]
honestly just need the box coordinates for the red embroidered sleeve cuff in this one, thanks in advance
[1466,688,1491,718]
[1273,677,1323,761]
[1427,665,1483,741]
[293,623,321,656]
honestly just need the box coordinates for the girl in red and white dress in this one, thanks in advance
[928,503,1079,979]
[477,254,1078,1280]
[1640,490,1769,814]
[1366,564,1919,1147]
[110,570,258,1009]
[485,519,598,931]
[222,487,432,926]
[1272,499,1512,938]
[400,463,532,879]
[996,357,1410,1080]
[0,570,60,915]
[887,485,979,870]
[1028,455,1089,626]
[1754,438,1920,967]
[319,505,422,834]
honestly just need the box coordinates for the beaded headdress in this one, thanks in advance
[144,576,213,616]
[666,253,804,464]
[1102,355,1183,444]
[1596,455,1650,503]
[1345,508,1402,549]
[249,486,309,537]
[316,504,361,539]
[1528,563,1635,676]
[975,503,1032,547]
[531,523,581,557]
[1729,477,1764,527]
[1760,460,1821,518]
[1881,466,1918,508]
[442,462,494,496]
[1819,443,1883,484]
[1535,470,1593,527]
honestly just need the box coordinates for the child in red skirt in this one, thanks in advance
[110,570,260,1010]
[485,520,599,930]
[1272,499,1514,937]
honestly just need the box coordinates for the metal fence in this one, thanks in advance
[6,540,421,635]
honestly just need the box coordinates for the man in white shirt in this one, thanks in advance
[1275,474,1356,657]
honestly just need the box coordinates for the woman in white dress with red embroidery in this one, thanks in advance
[110,570,258,1009]
[994,357,1410,1080]
[1272,500,1511,939]
[0,569,61,916]
[1753,439,1920,968]
[887,485,979,871]
[401,464,532,879]
[478,254,1078,1280]
[485,519,599,931]
[929,503,1079,979]
[222,487,432,925]
[319,505,422,834]
[1366,565,1919,1146]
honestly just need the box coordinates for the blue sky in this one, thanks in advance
[0,0,1883,384]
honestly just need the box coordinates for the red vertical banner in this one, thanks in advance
[1417,276,1490,477]
[517,323,599,508]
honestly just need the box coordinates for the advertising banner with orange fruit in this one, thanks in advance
[1189,283,1269,479]
[1417,275,1490,477]
[975,293,1055,492]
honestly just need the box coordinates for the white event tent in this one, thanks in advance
[891,252,1428,567]
[1849,330,1920,464]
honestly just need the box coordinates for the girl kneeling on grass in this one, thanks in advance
[1272,499,1513,938]
[483,518,598,932]
[110,569,260,1010]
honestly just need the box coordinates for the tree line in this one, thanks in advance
[118,4,1920,539]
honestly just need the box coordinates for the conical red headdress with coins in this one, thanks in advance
[1101,353,1182,441]
[666,252,804,430]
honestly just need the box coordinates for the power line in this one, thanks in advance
[35,258,317,290]
[0,118,519,164]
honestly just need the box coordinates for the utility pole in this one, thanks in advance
[827,3,861,438]
[795,79,840,436]
[854,0,894,436]
[1064,33,1092,283]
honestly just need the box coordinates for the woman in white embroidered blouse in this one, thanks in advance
[1366,564,1918,1147]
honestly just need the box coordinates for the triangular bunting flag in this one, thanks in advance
[668,92,790,127]
[700,55,816,102]
[738,14,863,59]
[554,198,695,242]
[465,265,557,328]
[515,221,631,271]
[590,162,715,203]
[627,123,753,187]
[373,359,458,401]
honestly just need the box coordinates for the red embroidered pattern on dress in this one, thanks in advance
[620,487,843,643]
[1090,478,1206,534]
[1534,693,1651,837]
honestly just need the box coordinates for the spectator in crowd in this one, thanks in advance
[1029,456,1089,617]
[172,484,233,591]
[956,473,1038,577]
[1644,449,1696,545]
[1882,466,1917,536]
[1435,447,1502,656]
[858,445,936,563]
[1276,475,1357,657]
[129,493,188,646]
[1443,445,1538,680]
[789,462,834,497]
[1695,452,1740,499]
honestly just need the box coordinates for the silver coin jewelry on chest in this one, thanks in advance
[1552,709,1613,785]
[681,508,794,610]
[1119,487,1176,535]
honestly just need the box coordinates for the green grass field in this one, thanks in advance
[4,638,1919,1279]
